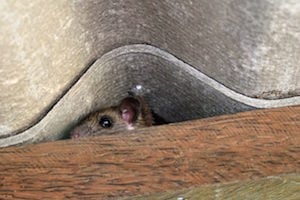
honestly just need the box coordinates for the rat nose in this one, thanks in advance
[70,126,88,139]
[71,132,79,139]
[70,131,79,139]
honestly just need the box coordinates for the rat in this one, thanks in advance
[70,96,153,139]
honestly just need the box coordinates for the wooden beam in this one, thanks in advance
[128,174,300,200]
[0,106,299,199]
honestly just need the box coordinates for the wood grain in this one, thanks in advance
[0,106,299,199]
[129,174,300,200]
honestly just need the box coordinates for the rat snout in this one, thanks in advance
[70,125,89,139]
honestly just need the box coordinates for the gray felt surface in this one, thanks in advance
[0,1,300,146]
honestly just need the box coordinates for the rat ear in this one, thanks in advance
[119,97,141,125]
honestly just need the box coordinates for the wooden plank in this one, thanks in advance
[128,174,300,200]
[0,106,299,199]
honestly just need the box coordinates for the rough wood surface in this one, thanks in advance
[129,174,300,200]
[0,106,299,199]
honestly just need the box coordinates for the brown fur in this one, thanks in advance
[70,96,152,139]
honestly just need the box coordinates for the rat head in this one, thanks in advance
[70,97,145,139]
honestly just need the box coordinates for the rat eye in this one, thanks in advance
[99,116,113,128]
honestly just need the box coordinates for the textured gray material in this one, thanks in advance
[0,0,300,146]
